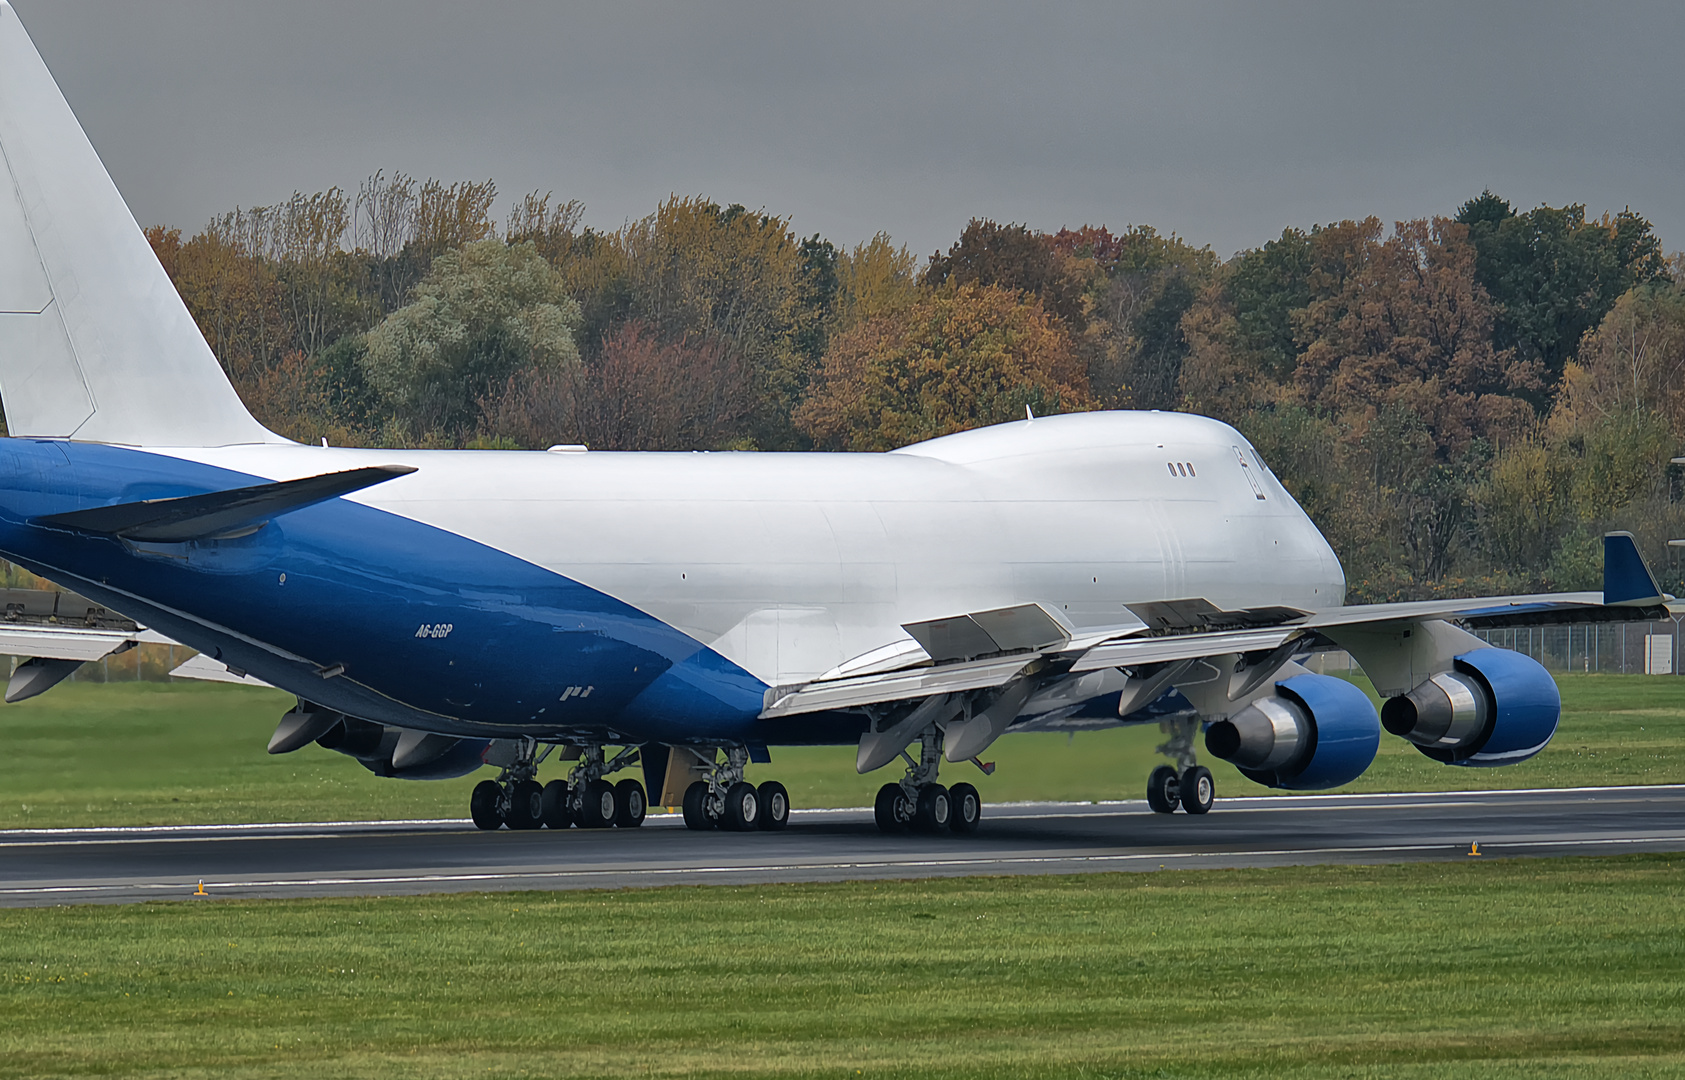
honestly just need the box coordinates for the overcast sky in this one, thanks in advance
[12,1,1683,261]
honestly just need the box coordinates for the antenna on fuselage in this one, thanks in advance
[1025,405,1035,422]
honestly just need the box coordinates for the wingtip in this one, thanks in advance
[1603,531,1665,607]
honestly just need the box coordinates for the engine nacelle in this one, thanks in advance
[1204,673,1380,790]
[1380,648,1559,767]
[315,717,488,780]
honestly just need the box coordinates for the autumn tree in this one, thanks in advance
[361,241,581,442]
[480,321,751,452]
[1050,225,1216,408]
[795,285,1092,451]
[1456,192,1670,396]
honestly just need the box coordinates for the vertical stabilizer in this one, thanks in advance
[0,2,280,446]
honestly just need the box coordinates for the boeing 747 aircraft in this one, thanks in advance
[0,3,1671,835]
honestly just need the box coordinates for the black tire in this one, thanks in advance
[874,783,909,834]
[1147,764,1180,813]
[614,778,647,827]
[913,784,951,833]
[757,781,790,831]
[505,779,545,830]
[1180,765,1214,815]
[949,782,981,834]
[682,780,715,831]
[541,779,572,829]
[723,781,760,831]
[469,779,504,831]
[577,778,617,828]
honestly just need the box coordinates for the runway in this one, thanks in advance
[3,785,1684,907]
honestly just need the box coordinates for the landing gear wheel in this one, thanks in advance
[540,779,572,829]
[1180,766,1214,815]
[949,782,981,834]
[874,783,911,834]
[505,779,545,830]
[757,781,789,831]
[614,778,647,827]
[470,779,504,831]
[1146,765,1180,814]
[723,781,760,831]
[577,778,617,828]
[913,784,951,833]
[682,780,716,831]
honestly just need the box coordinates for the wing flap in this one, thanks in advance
[1068,627,1300,673]
[761,654,1039,718]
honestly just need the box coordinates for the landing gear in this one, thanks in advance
[506,779,545,830]
[679,747,796,832]
[949,782,981,834]
[682,779,720,830]
[913,784,951,833]
[875,782,912,832]
[557,744,646,829]
[470,779,504,830]
[874,726,979,835]
[576,778,617,828]
[1146,764,1180,813]
[1180,765,1214,814]
[723,781,760,831]
[469,737,550,831]
[1146,717,1216,815]
[540,779,571,828]
[756,781,789,831]
[469,740,648,831]
[614,778,647,828]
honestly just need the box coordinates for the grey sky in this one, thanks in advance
[13,1,1683,261]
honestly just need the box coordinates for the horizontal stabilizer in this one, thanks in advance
[34,465,416,542]
[1603,531,1665,607]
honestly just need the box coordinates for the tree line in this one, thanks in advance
[130,176,1685,602]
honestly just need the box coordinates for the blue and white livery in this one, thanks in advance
[0,2,1667,834]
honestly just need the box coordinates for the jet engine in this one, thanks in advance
[1204,673,1381,790]
[1379,648,1559,767]
[315,717,488,780]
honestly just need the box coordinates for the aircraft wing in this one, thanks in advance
[760,533,1670,720]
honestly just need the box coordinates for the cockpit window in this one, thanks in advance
[1233,446,1266,500]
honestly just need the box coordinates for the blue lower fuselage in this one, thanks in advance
[0,439,792,745]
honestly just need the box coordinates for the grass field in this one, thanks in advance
[0,855,1682,1078]
[0,673,1681,829]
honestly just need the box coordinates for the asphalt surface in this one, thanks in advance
[3,785,1683,907]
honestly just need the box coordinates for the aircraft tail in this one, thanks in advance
[0,2,281,447]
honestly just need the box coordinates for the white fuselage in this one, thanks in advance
[162,411,1345,687]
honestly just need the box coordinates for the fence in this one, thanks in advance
[1472,617,1685,675]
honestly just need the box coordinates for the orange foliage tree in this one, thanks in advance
[795,285,1092,451]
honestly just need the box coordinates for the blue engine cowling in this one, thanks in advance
[1203,672,1381,790]
[1379,647,1559,767]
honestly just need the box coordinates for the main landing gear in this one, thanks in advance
[681,746,792,832]
[1146,716,1214,815]
[874,725,982,836]
[469,740,648,831]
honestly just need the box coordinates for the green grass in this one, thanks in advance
[2,856,1683,1078]
[0,674,1682,829]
